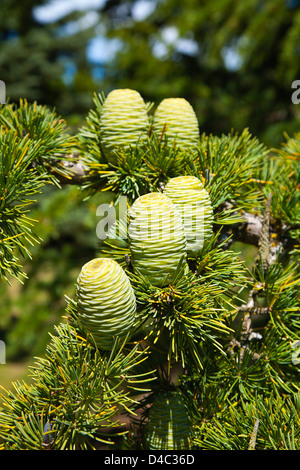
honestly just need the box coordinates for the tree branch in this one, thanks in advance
[218,201,263,246]
[50,152,88,185]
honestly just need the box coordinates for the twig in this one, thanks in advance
[248,419,260,450]
[257,193,272,271]
[50,153,88,184]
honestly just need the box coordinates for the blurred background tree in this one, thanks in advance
[0,0,98,122]
[99,0,300,147]
[1,0,300,144]
[1,0,300,386]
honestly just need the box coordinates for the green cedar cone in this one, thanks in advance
[128,192,187,286]
[76,258,136,350]
[99,88,150,163]
[145,392,192,450]
[165,175,214,254]
[152,98,200,151]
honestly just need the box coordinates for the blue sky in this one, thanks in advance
[34,0,107,23]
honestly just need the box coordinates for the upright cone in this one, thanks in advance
[165,175,213,254]
[128,192,187,286]
[145,392,192,450]
[152,98,200,151]
[99,88,150,163]
[76,258,136,350]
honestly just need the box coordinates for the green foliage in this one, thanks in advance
[269,132,300,246]
[186,128,268,230]
[0,183,110,361]
[194,391,300,450]
[0,100,76,283]
[0,91,300,451]
[0,129,45,282]
[0,99,76,182]
[0,0,299,453]
[0,321,153,449]
[130,260,232,370]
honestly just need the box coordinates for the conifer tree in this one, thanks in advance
[0,90,299,450]
[0,0,97,116]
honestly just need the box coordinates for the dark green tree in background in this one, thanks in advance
[1,0,300,144]
[0,0,98,118]
[99,0,300,146]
